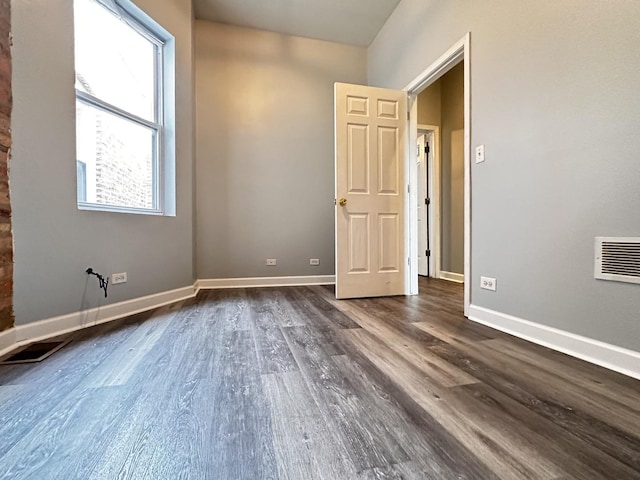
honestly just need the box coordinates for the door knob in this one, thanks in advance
[338,198,347,206]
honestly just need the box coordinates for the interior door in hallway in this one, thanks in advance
[334,82,407,299]
[417,132,431,277]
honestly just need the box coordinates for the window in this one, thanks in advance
[74,0,165,213]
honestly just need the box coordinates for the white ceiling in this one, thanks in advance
[193,0,402,47]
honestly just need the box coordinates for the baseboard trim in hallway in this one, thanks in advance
[469,304,640,380]
[439,271,464,283]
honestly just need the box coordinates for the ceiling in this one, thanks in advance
[193,0,402,47]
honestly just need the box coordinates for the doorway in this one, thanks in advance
[416,63,465,285]
[405,33,471,316]
[333,34,470,313]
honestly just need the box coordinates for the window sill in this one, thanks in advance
[78,202,165,216]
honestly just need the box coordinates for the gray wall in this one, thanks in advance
[417,79,440,127]
[195,21,367,279]
[369,0,640,351]
[440,63,464,275]
[10,0,195,325]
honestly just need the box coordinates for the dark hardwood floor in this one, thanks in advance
[0,278,639,479]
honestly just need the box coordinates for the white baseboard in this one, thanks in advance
[0,327,16,358]
[196,275,335,290]
[439,271,464,283]
[468,304,640,380]
[1,285,197,358]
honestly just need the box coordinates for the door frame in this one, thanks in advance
[417,125,441,280]
[403,33,471,317]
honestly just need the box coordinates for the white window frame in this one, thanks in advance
[75,0,166,215]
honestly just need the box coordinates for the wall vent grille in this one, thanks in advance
[595,237,640,285]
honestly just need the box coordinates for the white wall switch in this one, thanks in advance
[480,276,496,291]
[112,272,127,284]
[310,258,320,266]
[266,258,277,266]
[475,144,485,164]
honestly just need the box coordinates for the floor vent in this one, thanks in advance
[0,341,70,365]
[595,237,640,285]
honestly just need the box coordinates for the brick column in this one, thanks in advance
[0,0,12,331]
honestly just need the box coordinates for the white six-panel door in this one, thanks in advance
[334,83,407,299]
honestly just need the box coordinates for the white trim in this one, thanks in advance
[197,275,335,290]
[403,96,418,295]
[76,91,161,131]
[0,327,16,358]
[463,34,471,317]
[404,32,471,317]
[468,304,640,381]
[439,271,464,283]
[406,96,418,295]
[0,285,197,359]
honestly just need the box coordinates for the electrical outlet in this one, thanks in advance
[475,144,485,164]
[480,276,496,291]
[310,258,320,266]
[266,258,277,266]
[112,272,127,284]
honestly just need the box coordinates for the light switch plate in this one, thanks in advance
[475,144,485,164]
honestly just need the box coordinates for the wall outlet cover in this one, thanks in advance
[112,272,127,284]
[310,258,320,265]
[480,276,496,291]
[266,258,277,266]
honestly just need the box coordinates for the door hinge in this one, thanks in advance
[408,257,411,266]
[426,249,431,257]
[425,143,430,155]
[407,112,410,120]
[425,198,430,205]
[407,184,411,194]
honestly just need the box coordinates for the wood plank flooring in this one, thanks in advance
[0,277,639,479]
